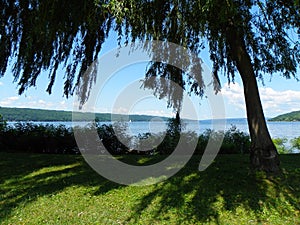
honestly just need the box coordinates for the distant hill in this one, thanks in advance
[0,107,169,122]
[269,110,300,122]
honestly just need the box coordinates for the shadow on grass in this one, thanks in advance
[126,154,300,224]
[0,152,122,221]
[0,152,299,224]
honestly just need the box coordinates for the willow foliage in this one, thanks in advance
[1,0,299,103]
[1,0,111,99]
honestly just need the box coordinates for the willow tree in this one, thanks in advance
[1,0,299,172]
[108,0,299,173]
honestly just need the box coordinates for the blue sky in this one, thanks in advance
[0,31,299,120]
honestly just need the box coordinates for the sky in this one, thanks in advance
[0,31,299,120]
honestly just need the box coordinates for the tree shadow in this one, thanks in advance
[0,152,122,221]
[126,154,300,224]
[1,153,299,224]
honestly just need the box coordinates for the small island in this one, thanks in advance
[269,110,300,122]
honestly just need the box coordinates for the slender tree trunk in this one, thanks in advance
[225,26,280,173]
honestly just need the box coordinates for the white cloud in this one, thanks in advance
[38,100,46,104]
[221,83,300,117]
[58,101,70,110]
[13,97,72,110]
[0,82,3,86]
[221,83,246,111]
[0,96,74,112]
[0,96,20,106]
[260,88,300,115]
[18,100,56,109]
[8,96,19,101]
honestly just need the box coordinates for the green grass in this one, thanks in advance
[1,152,299,225]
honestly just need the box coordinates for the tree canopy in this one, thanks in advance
[1,0,110,97]
[111,0,299,79]
[1,0,299,98]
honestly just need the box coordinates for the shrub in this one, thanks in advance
[0,114,7,150]
[272,138,291,154]
[97,122,130,154]
[1,122,77,154]
[0,114,6,131]
[1,120,253,155]
[156,117,182,154]
[291,137,300,152]
[130,132,162,155]
[194,126,250,155]
[222,126,251,154]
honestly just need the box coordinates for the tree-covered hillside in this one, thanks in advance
[0,107,168,122]
[269,111,300,122]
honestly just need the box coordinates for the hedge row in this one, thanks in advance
[0,117,252,155]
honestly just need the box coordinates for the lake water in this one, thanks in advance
[8,118,300,139]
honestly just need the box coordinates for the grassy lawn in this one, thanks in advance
[0,152,299,225]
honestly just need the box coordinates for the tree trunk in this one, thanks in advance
[225,26,280,173]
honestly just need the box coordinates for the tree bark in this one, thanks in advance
[225,26,280,173]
